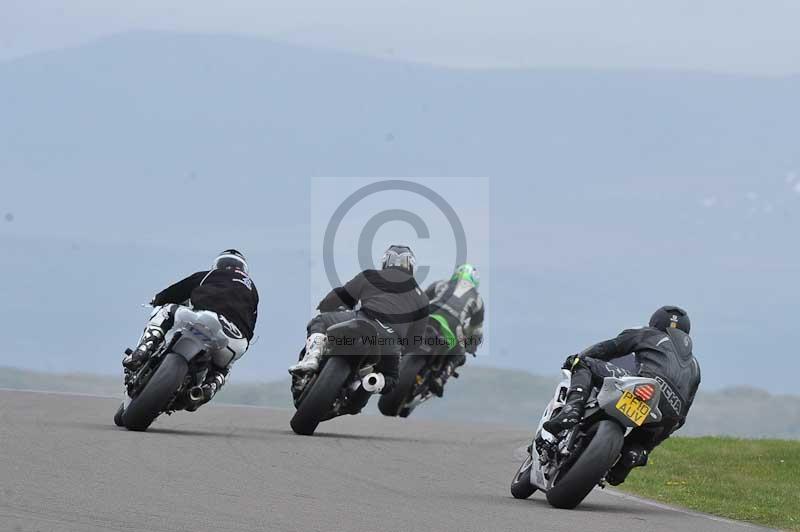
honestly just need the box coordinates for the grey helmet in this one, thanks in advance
[380,245,416,276]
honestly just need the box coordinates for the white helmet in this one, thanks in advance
[212,249,249,274]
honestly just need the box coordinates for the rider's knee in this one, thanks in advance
[212,337,248,369]
[306,314,328,335]
[148,304,178,329]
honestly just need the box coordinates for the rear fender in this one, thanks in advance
[595,376,663,427]
[167,308,229,363]
[326,317,382,360]
[169,335,205,362]
[320,353,376,389]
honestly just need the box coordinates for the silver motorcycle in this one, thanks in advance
[510,369,663,509]
[114,307,230,431]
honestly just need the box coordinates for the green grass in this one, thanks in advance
[618,437,800,530]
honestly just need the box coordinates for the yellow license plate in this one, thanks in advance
[615,391,651,426]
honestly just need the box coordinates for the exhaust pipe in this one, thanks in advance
[188,386,205,402]
[362,373,385,394]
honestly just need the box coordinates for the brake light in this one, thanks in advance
[634,384,655,401]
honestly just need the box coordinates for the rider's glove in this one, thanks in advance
[361,373,385,394]
[562,354,582,370]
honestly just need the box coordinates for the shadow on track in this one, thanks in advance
[144,426,295,439]
[60,420,296,440]
[60,409,469,446]
[310,430,456,444]
[515,493,666,517]
[96,423,446,445]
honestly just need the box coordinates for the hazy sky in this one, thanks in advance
[1,23,798,391]
[3,0,800,75]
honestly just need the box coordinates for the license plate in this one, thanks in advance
[615,391,651,426]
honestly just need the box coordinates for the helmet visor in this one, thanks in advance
[213,254,248,274]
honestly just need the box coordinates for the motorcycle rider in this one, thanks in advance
[424,263,485,397]
[289,245,429,413]
[542,306,701,485]
[122,249,259,410]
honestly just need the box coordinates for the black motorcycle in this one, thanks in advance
[377,322,457,418]
[114,307,230,431]
[290,316,384,436]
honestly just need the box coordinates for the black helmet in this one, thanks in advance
[213,249,249,274]
[649,305,690,334]
[380,245,416,275]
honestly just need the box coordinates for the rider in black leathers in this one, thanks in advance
[289,245,429,413]
[543,306,701,485]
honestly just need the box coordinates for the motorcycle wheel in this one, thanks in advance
[510,454,537,500]
[545,420,624,509]
[113,403,125,427]
[123,353,188,432]
[378,355,427,417]
[290,356,351,436]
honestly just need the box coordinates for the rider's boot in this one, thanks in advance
[289,333,327,375]
[542,385,590,434]
[123,326,165,370]
[123,305,175,370]
[607,444,648,486]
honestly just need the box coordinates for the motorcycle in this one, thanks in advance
[510,369,663,509]
[113,307,231,431]
[290,316,384,436]
[377,322,456,418]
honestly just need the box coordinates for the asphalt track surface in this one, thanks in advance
[0,389,770,532]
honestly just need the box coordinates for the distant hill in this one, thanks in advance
[1,31,798,392]
[3,365,798,439]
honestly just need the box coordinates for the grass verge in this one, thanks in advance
[618,436,800,530]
